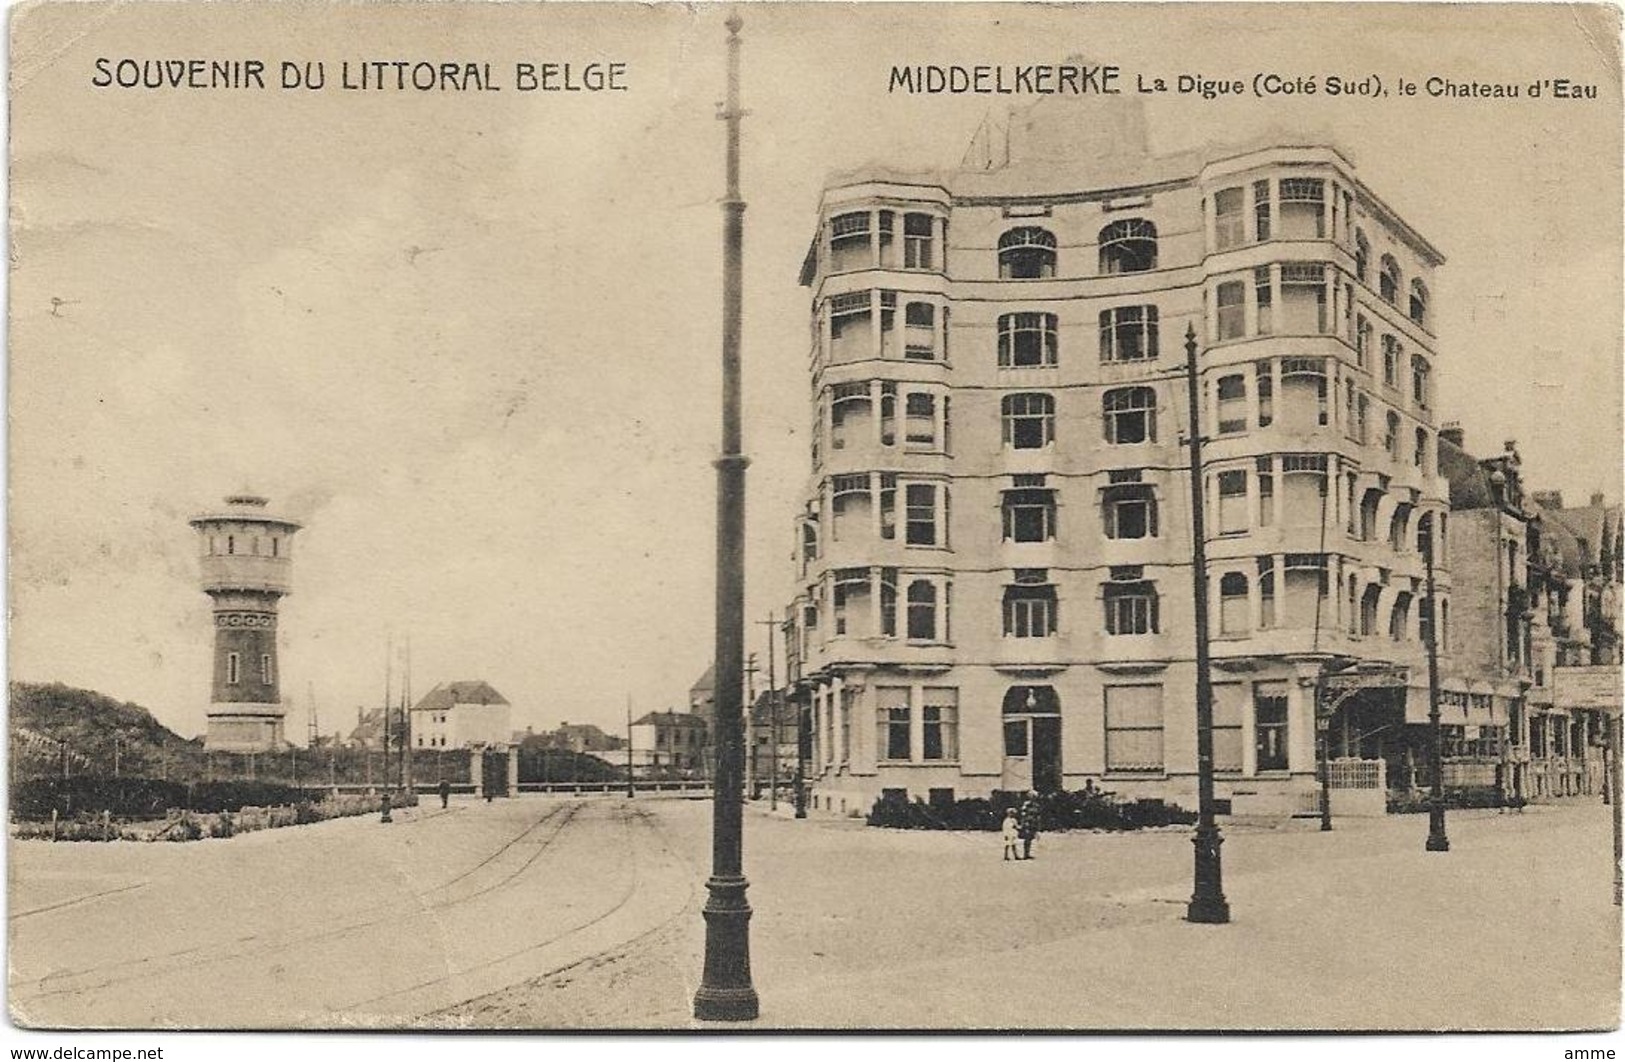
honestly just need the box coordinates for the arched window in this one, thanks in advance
[1102,483,1157,539]
[1099,219,1158,274]
[998,227,1056,279]
[1415,427,1430,471]
[1103,386,1156,444]
[1385,411,1402,459]
[998,312,1058,367]
[1219,572,1249,635]
[1379,254,1401,305]
[1002,393,1055,449]
[1390,592,1413,641]
[1355,230,1369,283]
[1104,577,1159,635]
[1409,279,1429,328]
[1003,577,1057,638]
[1390,503,1413,552]
[1099,305,1158,361]
[1411,354,1431,408]
[1002,685,1061,715]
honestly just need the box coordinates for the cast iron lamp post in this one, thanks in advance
[693,12,759,1021]
[1422,513,1450,852]
[1183,323,1230,924]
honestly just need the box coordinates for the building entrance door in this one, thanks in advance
[1002,686,1062,793]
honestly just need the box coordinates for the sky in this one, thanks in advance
[7,2,1622,743]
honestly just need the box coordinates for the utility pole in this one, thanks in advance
[795,690,809,819]
[402,635,413,795]
[694,10,759,1023]
[1182,323,1230,925]
[383,635,393,796]
[1423,514,1450,852]
[757,613,779,811]
[744,652,759,798]
[626,697,636,799]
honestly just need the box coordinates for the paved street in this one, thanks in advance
[9,796,1620,1030]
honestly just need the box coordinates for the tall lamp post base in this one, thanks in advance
[693,875,759,1021]
[1186,825,1231,924]
[1425,806,1450,851]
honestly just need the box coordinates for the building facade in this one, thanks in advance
[190,494,302,752]
[629,710,709,777]
[783,101,1454,816]
[410,680,514,749]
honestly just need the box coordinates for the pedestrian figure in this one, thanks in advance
[438,778,451,809]
[1001,808,1020,861]
[1017,791,1042,860]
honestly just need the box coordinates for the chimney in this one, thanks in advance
[1592,491,1606,509]
[1439,421,1465,449]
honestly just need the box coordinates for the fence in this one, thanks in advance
[1325,758,1385,790]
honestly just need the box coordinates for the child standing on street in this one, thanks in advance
[1002,807,1020,861]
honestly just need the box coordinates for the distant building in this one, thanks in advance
[346,706,388,750]
[411,681,513,749]
[747,689,799,796]
[688,665,716,724]
[629,710,708,777]
[546,721,626,754]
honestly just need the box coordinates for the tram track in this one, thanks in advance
[360,802,700,1023]
[11,800,580,1012]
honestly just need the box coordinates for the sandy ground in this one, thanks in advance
[10,794,1620,1031]
[444,797,1623,1031]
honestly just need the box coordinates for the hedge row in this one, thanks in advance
[11,791,414,842]
[8,777,348,822]
[867,787,1198,832]
[1386,786,1519,814]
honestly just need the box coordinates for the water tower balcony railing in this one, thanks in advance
[200,555,292,594]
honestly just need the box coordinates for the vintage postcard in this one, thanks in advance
[7,0,1622,1043]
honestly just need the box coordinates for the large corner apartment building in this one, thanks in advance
[782,102,1455,816]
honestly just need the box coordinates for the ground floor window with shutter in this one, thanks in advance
[1254,681,1289,771]
[1105,683,1164,772]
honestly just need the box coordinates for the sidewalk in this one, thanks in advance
[606,802,1621,1030]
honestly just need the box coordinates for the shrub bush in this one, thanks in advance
[867,786,1197,832]
[1386,786,1510,813]
[8,777,331,822]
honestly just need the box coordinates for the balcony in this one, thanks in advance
[199,554,292,594]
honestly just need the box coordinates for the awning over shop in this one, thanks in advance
[1403,682,1501,726]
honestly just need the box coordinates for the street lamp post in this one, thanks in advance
[693,11,759,1022]
[1182,323,1230,924]
[1423,515,1450,852]
[1317,677,1334,832]
[794,691,809,819]
[1612,711,1622,905]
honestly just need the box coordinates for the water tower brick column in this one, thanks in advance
[190,494,302,754]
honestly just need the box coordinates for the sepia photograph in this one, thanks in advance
[6,0,1623,1045]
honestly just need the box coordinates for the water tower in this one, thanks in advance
[190,494,302,752]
